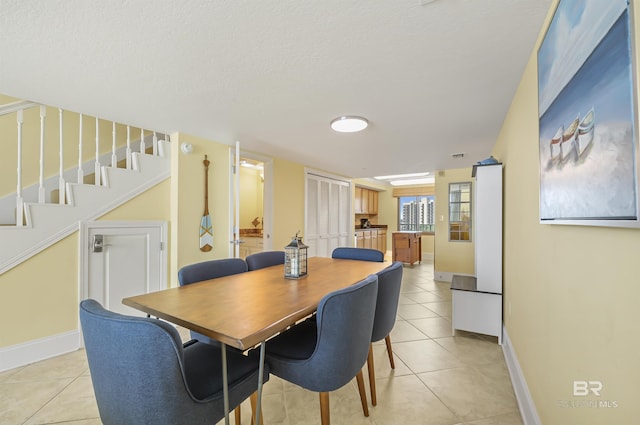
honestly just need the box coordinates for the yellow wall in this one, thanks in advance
[493,1,640,423]
[271,158,305,250]
[434,167,475,276]
[0,234,79,346]
[169,133,231,286]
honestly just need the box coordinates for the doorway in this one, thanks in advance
[229,146,274,258]
[80,221,167,316]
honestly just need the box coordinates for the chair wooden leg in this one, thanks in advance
[235,406,241,425]
[366,344,377,406]
[355,370,369,417]
[385,335,395,369]
[319,392,330,425]
[249,392,264,425]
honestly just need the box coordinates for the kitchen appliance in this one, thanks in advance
[360,218,370,228]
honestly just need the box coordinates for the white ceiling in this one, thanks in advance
[0,0,551,179]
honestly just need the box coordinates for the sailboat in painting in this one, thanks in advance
[548,108,595,163]
[576,107,595,156]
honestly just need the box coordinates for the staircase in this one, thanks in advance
[0,99,171,275]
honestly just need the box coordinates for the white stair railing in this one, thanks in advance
[78,113,84,184]
[38,106,46,203]
[58,108,65,204]
[16,109,24,226]
[94,117,101,186]
[1,98,171,227]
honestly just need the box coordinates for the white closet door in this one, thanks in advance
[305,172,351,258]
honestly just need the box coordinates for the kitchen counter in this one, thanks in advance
[355,224,388,230]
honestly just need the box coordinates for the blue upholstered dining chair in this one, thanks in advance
[177,258,250,425]
[256,274,379,425]
[246,251,285,271]
[177,258,248,346]
[79,299,268,425]
[331,247,384,262]
[365,261,404,406]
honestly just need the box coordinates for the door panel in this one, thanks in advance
[305,173,351,258]
[85,224,165,316]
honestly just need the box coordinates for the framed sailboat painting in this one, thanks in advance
[537,0,640,227]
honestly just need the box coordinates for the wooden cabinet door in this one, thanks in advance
[363,230,372,248]
[361,188,369,213]
[377,230,386,253]
[354,187,363,213]
[371,229,378,250]
[368,190,378,214]
[356,231,365,248]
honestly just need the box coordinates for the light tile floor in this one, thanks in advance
[0,259,523,425]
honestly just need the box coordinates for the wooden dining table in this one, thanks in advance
[122,256,389,425]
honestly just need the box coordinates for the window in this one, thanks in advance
[449,182,471,241]
[398,195,435,233]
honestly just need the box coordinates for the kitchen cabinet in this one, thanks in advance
[355,228,386,253]
[392,231,421,266]
[354,187,379,215]
[355,187,363,213]
[377,229,386,253]
[368,190,378,214]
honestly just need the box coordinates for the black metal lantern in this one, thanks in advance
[284,232,308,279]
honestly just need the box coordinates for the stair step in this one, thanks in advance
[0,142,171,275]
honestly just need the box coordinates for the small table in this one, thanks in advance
[123,257,389,425]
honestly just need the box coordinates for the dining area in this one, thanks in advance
[80,247,404,425]
[2,253,521,425]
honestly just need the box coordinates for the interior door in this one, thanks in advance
[306,172,351,258]
[229,144,274,257]
[82,222,166,316]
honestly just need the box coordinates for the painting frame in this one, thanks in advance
[537,0,640,228]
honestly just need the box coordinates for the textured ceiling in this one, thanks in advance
[0,0,551,179]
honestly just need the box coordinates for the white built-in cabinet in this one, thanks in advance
[451,163,503,344]
[305,173,351,258]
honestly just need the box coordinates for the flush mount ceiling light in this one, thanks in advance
[330,116,368,133]
[389,177,435,186]
[374,172,430,180]
[374,172,433,186]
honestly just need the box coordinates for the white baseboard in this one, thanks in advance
[434,270,453,282]
[0,330,81,372]
[434,270,475,283]
[502,326,541,425]
[421,252,434,260]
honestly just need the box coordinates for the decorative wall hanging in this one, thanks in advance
[537,0,639,227]
[200,155,213,251]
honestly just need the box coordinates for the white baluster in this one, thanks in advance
[126,125,132,169]
[153,131,158,156]
[16,109,24,226]
[58,108,65,204]
[95,117,101,186]
[38,106,46,203]
[140,128,146,154]
[111,121,117,167]
[78,113,84,184]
